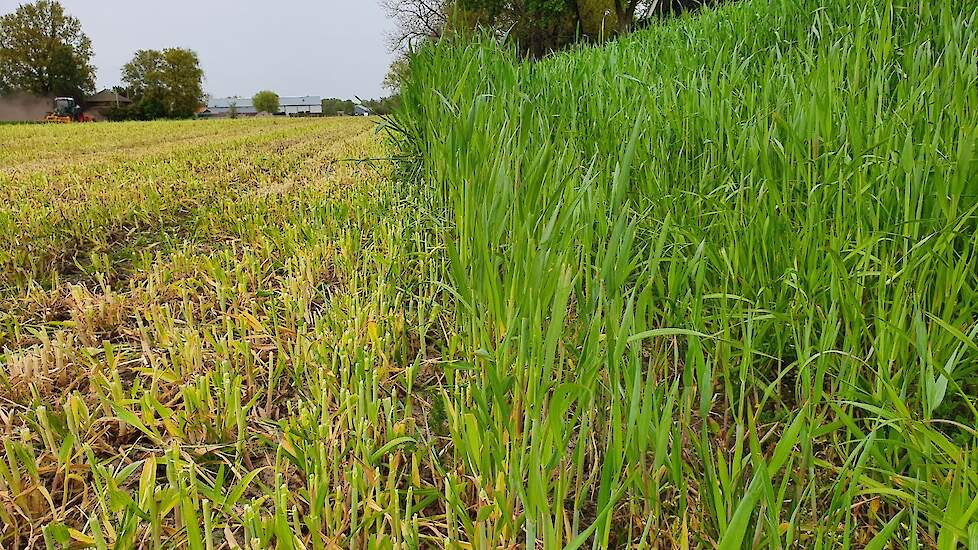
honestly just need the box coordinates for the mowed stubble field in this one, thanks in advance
[1,118,448,548]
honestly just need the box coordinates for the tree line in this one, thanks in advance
[0,0,202,119]
[321,97,400,117]
[383,0,719,58]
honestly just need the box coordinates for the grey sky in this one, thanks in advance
[0,0,396,99]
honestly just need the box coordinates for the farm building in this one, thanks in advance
[281,96,323,116]
[200,96,323,117]
[353,104,371,116]
[82,89,132,121]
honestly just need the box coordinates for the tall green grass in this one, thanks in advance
[396,0,978,546]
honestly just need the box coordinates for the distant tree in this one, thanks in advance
[228,99,239,119]
[321,98,355,116]
[362,96,401,116]
[321,98,337,116]
[321,96,399,117]
[381,0,450,50]
[383,52,411,93]
[122,47,204,119]
[159,48,204,118]
[252,90,279,114]
[122,50,162,98]
[0,0,95,98]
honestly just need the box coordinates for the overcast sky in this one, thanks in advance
[0,0,396,99]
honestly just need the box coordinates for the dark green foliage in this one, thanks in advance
[362,96,401,116]
[101,103,136,121]
[0,0,95,98]
[121,48,204,119]
[384,52,411,92]
[321,97,400,116]
[457,0,579,56]
[322,98,355,116]
[252,90,280,114]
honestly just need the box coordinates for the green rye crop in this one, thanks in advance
[394,0,978,547]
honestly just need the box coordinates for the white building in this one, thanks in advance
[202,95,323,117]
[281,96,323,116]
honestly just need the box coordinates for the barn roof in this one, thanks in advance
[208,96,321,109]
[209,97,252,109]
[281,96,321,106]
[86,89,131,104]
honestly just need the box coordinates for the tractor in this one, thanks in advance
[44,97,92,123]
